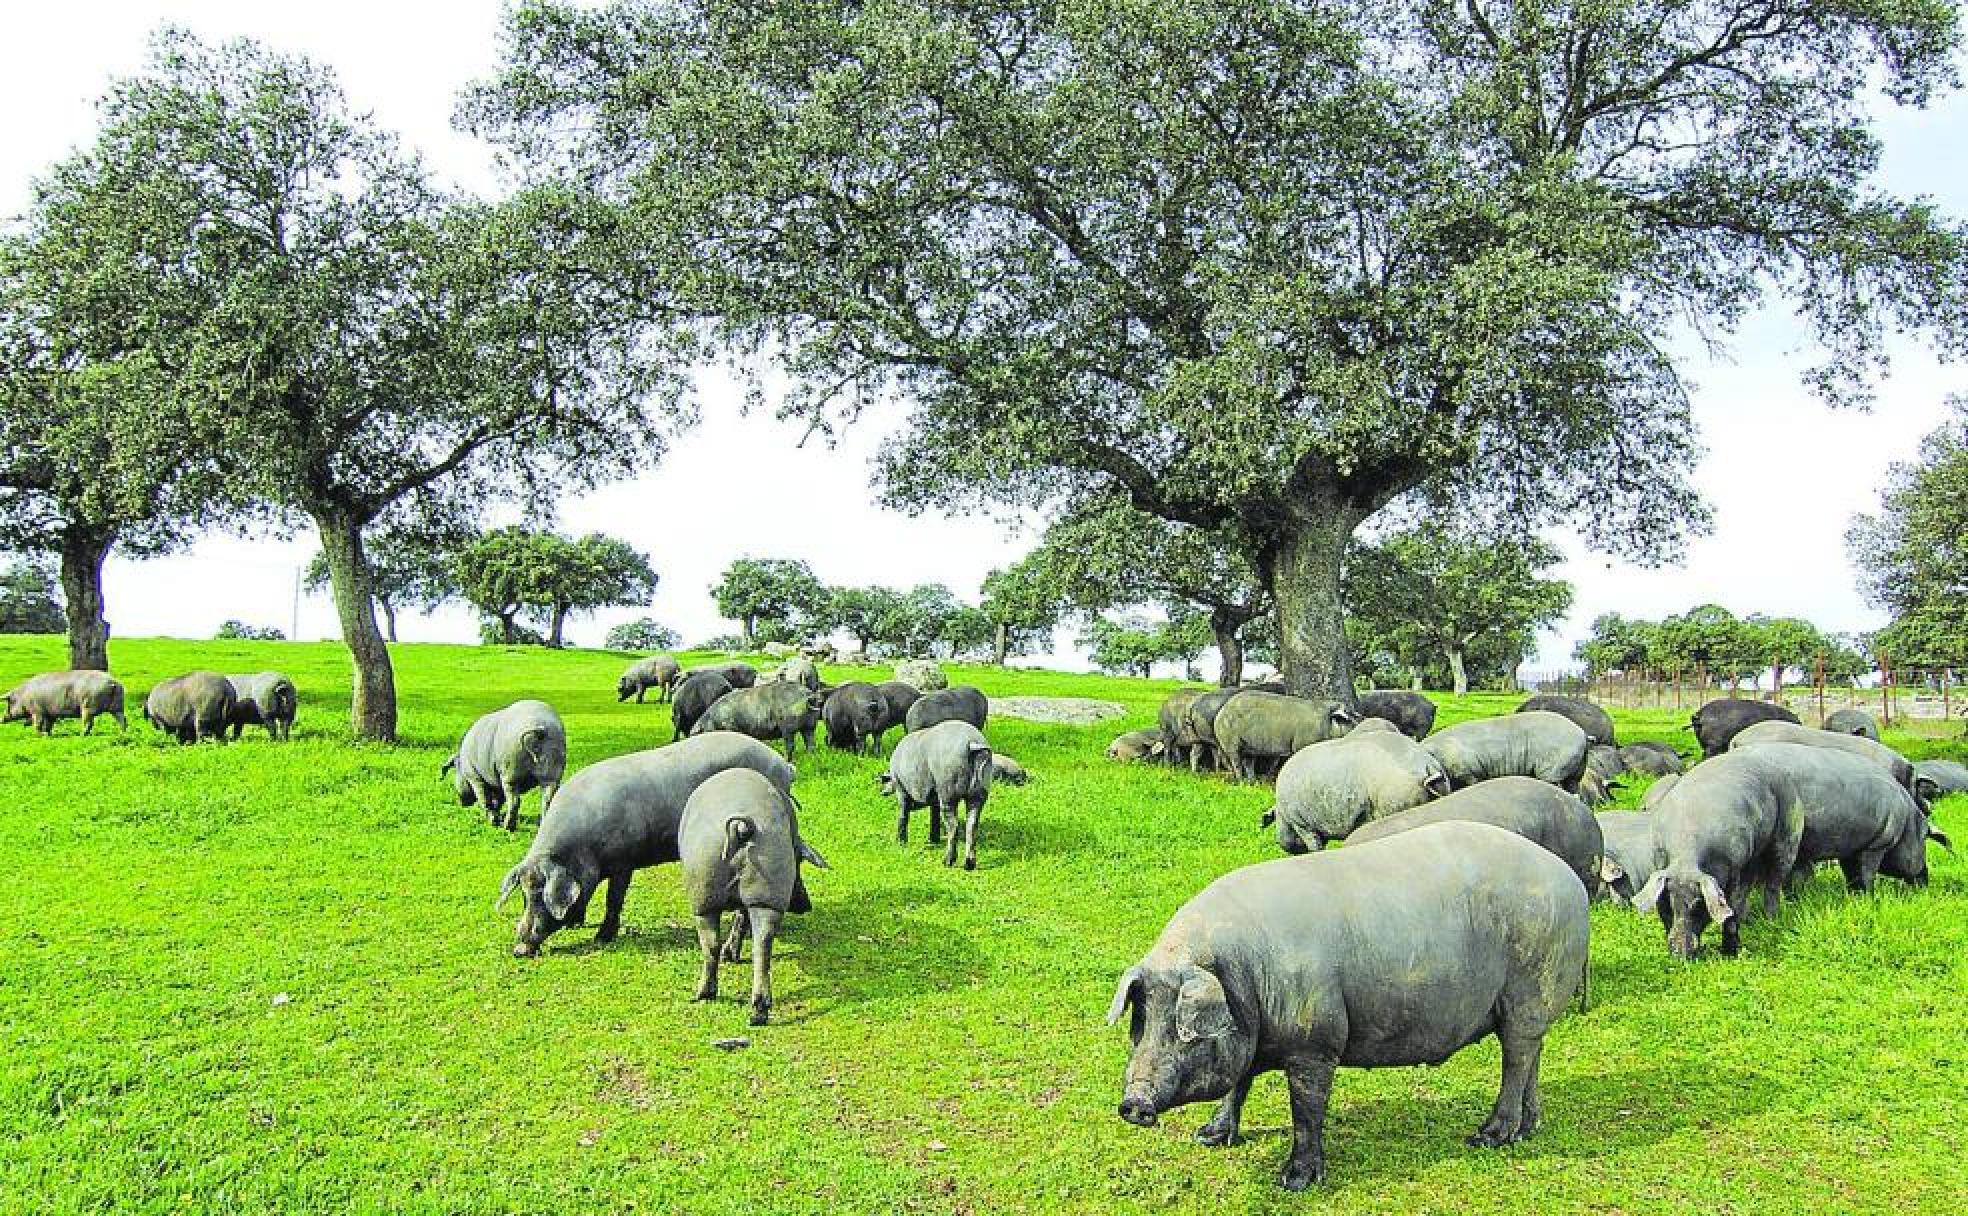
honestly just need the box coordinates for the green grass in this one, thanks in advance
[2,636,1964,1214]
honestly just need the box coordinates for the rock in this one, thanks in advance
[988,697,1126,725]
[893,659,949,691]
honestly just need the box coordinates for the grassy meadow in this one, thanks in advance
[1,635,1964,1215]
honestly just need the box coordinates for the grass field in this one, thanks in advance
[2,635,1964,1215]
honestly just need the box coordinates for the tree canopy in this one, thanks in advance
[473,0,1968,701]
[456,527,656,646]
[1080,612,1210,679]
[1849,400,1968,664]
[711,558,829,644]
[304,510,477,643]
[0,559,64,635]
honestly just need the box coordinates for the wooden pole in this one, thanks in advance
[1880,651,1893,727]
[1815,652,1826,726]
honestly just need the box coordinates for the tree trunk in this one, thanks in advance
[742,614,756,644]
[1447,647,1469,697]
[498,609,518,645]
[1409,671,1424,692]
[380,598,399,644]
[58,527,113,671]
[315,509,397,742]
[1270,510,1359,705]
[549,604,569,648]
[992,623,1009,666]
[1211,609,1245,688]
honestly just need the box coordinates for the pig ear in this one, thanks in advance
[495,863,527,913]
[1424,771,1451,798]
[1697,874,1734,925]
[1105,967,1142,1027]
[1928,823,1955,853]
[1599,858,1627,887]
[542,866,583,920]
[1176,970,1236,1042]
[1915,776,1941,804]
[1630,872,1667,914]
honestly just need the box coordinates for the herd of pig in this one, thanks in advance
[8,656,1963,1191]
[1098,684,1958,1188]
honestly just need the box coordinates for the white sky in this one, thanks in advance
[4,3,1963,672]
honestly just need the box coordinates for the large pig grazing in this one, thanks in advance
[1341,776,1604,896]
[225,672,297,740]
[444,699,567,831]
[1820,708,1880,741]
[1107,728,1167,763]
[1914,759,1968,796]
[1619,741,1684,776]
[1631,749,1805,960]
[903,685,989,733]
[679,769,829,1026]
[1354,690,1436,741]
[2,670,127,735]
[879,719,994,869]
[1517,695,1616,746]
[1690,698,1798,758]
[1157,689,1208,767]
[1180,688,1247,773]
[1213,692,1358,780]
[1422,711,1589,792]
[498,732,798,957]
[1729,719,1926,802]
[1265,731,1449,853]
[1585,745,1625,783]
[822,681,889,754]
[1109,821,1588,1189]
[617,655,681,703]
[144,671,237,744]
[692,681,825,760]
[669,671,735,741]
[1595,811,1658,904]
[1753,741,1945,891]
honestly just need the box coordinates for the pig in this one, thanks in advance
[1630,749,1806,959]
[1585,745,1625,783]
[1108,821,1588,1189]
[879,719,994,869]
[1619,741,1685,776]
[1356,690,1437,740]
[990,754,1031,785]
[1595,811,1659,904]
[690,661,758,689]
[1107,728,1168,763]
[692,680,825,760]
[1180,688,1248,773]
[669,671,735,741]
[143,671,237,744]
[1577,768,1619,808]
[903,685,988,733]
[1913,758,1968,796]
[1265,731,1450,853]
[1641,772,1680,810]
[1213,691,1358,780]
[1422,711,1589,792]
[679,768,829,1026]
[1347,717,1402,735]
[1157,689,1209,767]
[872,680,922,749]
[1753,741,1947,891]
[1341,776,1604,896]
[822,681,889,754]
[1729,719,1926,803]
[2,670,127,735]
[1690,698,1798,758]
[498,732,799,957]
[443,699,567,831]
[1517,695,1616,746]
[1820,707,1880,741]
[616,655,681,703]
[224,672,297,740]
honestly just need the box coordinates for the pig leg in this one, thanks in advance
[746,907,781,1026]
[595,870,633,943]
[1468,1028,1543,1147]
[802,723,816,752]
[81,709,96,736]
[962,795,981,871]
[928,795,944,846]
[694,912,722,1000]
[1279,1056,1337,1190]
[895,795,913,844]
[721,909,748,963]
[781,732,797,761]
[1840,853,1881,893]
[1196,1072,1255,1147]
[501,788,520,833]
[942,802,961,867]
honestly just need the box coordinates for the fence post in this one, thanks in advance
[1814,652,1826,726]
[1880,651,1893,727]
[1946,667,1953,724]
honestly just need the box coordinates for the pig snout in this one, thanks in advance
[1117,1093,1160,1127]
[512,940,539,958]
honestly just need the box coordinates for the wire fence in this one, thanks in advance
[1516,658,1966,730]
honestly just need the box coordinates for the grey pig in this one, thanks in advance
[1265,730,1449,853]
[2,670,127,734]
[679,768,829,1026]
[1631,749,1805,960]
[872,680,922,750]
[617,655,681,703]
[1422,711,1589,792]
[669,671,735,741]
[692,681,825,760]
[1517,694,1616,746]
[904,685,989,733]
[1106,728,1167,763]
[1595,812,1659,904]
[1752,741,1947,890]
[990,754,1030,785]
[1619,742,1684,776]
[1913,759,1968,795]
[1109,821,1588,1190]
[1820,708,1880,741]
[822,681,889,754]
[144,671,236,744]
[225,672,297,740]
[1179,687,1247,773]
[1689,698,1798,758]
[1640,772,1680,810]
[1354,690,1436,741]
[444,699,567,831]
[1212,691,1358,780]
[690,661,759,689]
[1342,776,1605,897]
[498,732,799,957]
[879,719,994,869]
[1157,688,1208,767]
[1729,719,1930,803]
[1585,745,1625,783]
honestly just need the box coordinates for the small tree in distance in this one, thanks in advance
[0,558,64,635]
[605,617,678,652]
[711,558,827,645]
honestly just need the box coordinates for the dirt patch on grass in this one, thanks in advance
[988,696,1126,725]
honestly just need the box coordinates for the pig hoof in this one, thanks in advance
[1195,1125,1238,1148]
[1466,1121,1522,1148]
[511,943,537,959]
[594,927,618,945]
[1278,1159,1325,1190]
[694,986,717,1002]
